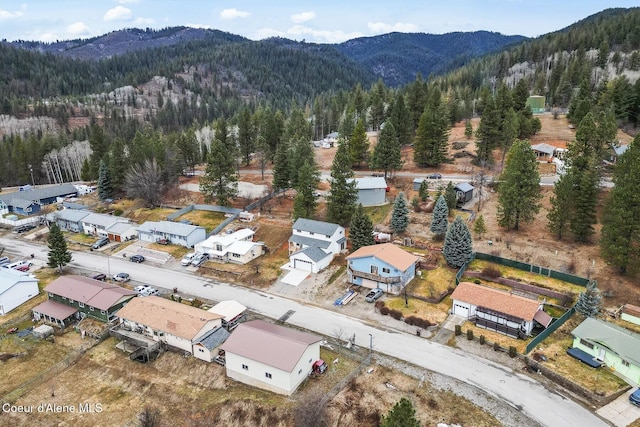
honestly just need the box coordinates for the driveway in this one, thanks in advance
[596,389,640,427]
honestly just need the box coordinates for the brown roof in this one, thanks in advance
[221,320,321,372]
[623,304,640,318]
[32,299,78,320]
[345,243,418,271]
[451,282,541,321]
[45,275,135,310]
[115,296,222,341]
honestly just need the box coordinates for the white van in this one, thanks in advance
[4,260,32,270]
[180,252,200,266]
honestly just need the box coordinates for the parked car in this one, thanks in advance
[140,287,160,297]
[0,256,10,266]
[133,285,151,294]
[113,272,130,282]
[180,252,199,266]
[427,173,442,179]
[14,264,30,272]
[13,223,36,234]
[156,238,169,245]
[631,388,640,407]
[190,253,210,267]
[91,273,107,281]
[92,237,110,250]
[130,254,145,263]
[5,260,32,271]
[365,288,384,303]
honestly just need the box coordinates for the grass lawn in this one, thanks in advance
[364,204,393,226]
[65,232,95,244]
[385,297,449,324]
[178,210,227,233]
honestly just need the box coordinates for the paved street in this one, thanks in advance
[1,237,611,427]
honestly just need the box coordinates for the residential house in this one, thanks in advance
[288,218,346,273]
[450,281,549,338]
[454,183,474,205]
[621,304,640,327]
[531,143,558,161]
[609,143,629,164]
[32,275,136,326]
[569,317,640,386]
[324,131,339,145]
[105,221,138,242]
[51,209,90,233]
[0,183,78,215]
[220,320,322,395]
[0,267,39,315]
[73,184,96,196]
[113,296,227,363]
[195,228,264,264]
[345,243,418,294]
[347,177,387,207]
[137,220,207,248]
[208,300,247,331]
[81,212,131,238]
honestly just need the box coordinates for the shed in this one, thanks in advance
[347,177,387,206]
[454,183,474,204]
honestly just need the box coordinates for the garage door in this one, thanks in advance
[362,278,378,289]
[453,303,469,318]
[293,258,313,272]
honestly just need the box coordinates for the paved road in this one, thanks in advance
[1,237,609,427]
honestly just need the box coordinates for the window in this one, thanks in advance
[198,348,204,353]
[62,296,67,300]
[89,307,94,311]
[100,310,106,315]
[233,253,241,258]
[298,369,302,374]
[382,267,390,274]
[622,360,630,367]
[68,299,74,304]
[370,265,378,274]
[78,302,85,308]
[242,364,248,370]
[48,292,53,298]
[579,339,594,349]
[265,372,272,379]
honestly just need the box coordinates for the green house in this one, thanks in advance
[526,95,546,114]
[32,275,136,326]
[570,317,640,386]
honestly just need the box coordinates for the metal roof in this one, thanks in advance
[348,177,387,190]
[288,234,330,249]
[292,218,341,236]
[295,246,331,263]
[0,183,77,204]
[55,209,90,222]
[455,182,475,192]
[137,220,205,237]
[196,327,230,351]
[0,267,38,294]
[572,317,640,366]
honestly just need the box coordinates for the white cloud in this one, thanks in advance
[134,17,154,25]
[67,22,90,36]
[287,25,363,44]
[104,6,132,22]
[290,11,315,24]
[367,21,419,34]
[0,9,23,20]
[220,8,249,20]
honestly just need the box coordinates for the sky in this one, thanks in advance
[1,1,638,44]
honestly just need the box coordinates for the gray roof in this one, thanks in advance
[296,246,331,262]
[288,234,330,249]
[0,267,38,295]
[613,145,629,156]
[348,177,387,190]
[455,182,475,192]
[292,218,341,236]
[0,183,77,205]
[62,202,89,210]
[531,143,557,155]
[197,327,230,351]
[572,317,640,366]
[106,221,136,234]
[7,198,38,209]
[137,220,205,237]
[55,209,90,222]
[82,212,126,228]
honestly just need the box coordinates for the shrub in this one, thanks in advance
[473,279,481,284]
[508,346,517,358]
[479,335,486,345]
[404,316,417,326]
[493,342,500,351]
[191,298,203,308]
[374,300,385,310]
[389,309,403,320]
[113,208,123,216]
[481,266,502,278]
[466,329,474,340]
[380,306,390,316]
[454,325,462,336]
[452,141,468,150]
[417,318,432,328]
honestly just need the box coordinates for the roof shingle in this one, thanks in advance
[451,281,541,321]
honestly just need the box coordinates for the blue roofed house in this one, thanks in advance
[137,220,207,248]
[569,317,640,385]
[347,177,387,207]
[288,218,346,273]
[345,243,418,295]
[0,183,78,216]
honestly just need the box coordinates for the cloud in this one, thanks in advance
[287,25,363,44]
[104,6,132,21]
[67,22,90,36]
[135,17,154,25]
[367,21,419,33]
[220,8,249,20]
[0,9,23,20]
[290,11,315,24]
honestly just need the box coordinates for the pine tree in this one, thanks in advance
[475,95,501,165]
[272,143,290,192]
[370,121,401,178]
[413,93,450,167]
[464,119,473,139]
[443,216,473,268]
[349,118,369,167]
[80,158,91,182]
[445,181,457,211]
[47,223,72,273]
[569,168,598,242]
[575,281,602,318]
[418,179,429,202]
[547,173,574,240]
[380,398,420,427]
[292,160,320,221]
[350,204,375,251]
[390,192,409,233]
[97,159,112,201]
[497,140,541,230]
[430,195,449,239]
[388,93,413,147]
[199,138,239,207]
[473,215,487,239]
[327,142,358,226]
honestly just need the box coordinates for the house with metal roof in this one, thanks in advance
[112,296,225,362]
[569,317,640,386]
[0,267,39,315]
[288,218,346,273]
[81,212,132,238]
[32,275,136,325]
[346,177,388,206]
[450,281,548,339]
[105,221,138,242]
[0,183,78,215]
[51,209,90,232]
[220,320,322,395]
[137,220,207,248]
[208,300,247,331]
[346,243,418,295]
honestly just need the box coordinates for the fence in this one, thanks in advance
[525,306,575,354]
[165,204,242,221]
[244,188,286,212]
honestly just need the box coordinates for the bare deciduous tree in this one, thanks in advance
[125,159,165,207]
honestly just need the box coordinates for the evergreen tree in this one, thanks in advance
[327,141,358,226]
[349,118,369,167]
[473,214,487,239]
[418,179,429,202]
[390,192,409,233]
[272,143,290,192]
[413,94,450,167]
[199,138,238,207]
[575,281,602,318]
[388,92,413,147]
[289,139,316,188]
[445,181,457,211]
[464,120,473,139]
[569,168,599,242]
[80,158,91,182]
[349,204,375,251]
[600,136,640,274]
[292,160,320,221]
[475,95,501,165]
[443,216,473,268]
[430,195,449,239]
[547,172,573,240]
[380,398,420,427]
[109,137,128,191]
[236,107,255,166]
[47,223,72,273]
[370,121,402,178]
[97,159,112,201]
[497,140,541,230]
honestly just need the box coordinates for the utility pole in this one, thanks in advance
[368,333,373,361]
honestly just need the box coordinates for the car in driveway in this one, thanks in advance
[130,254,145,263]
[91,273,107,281]
[92,237,110,250]
[140,287,160,297]
[427,173,442,179]
[113,272,130,282]
[13,223,37,234]
[365,288,384,303]
[631,388,640,407]
[181,252,199,266]
[190,252,209,267]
